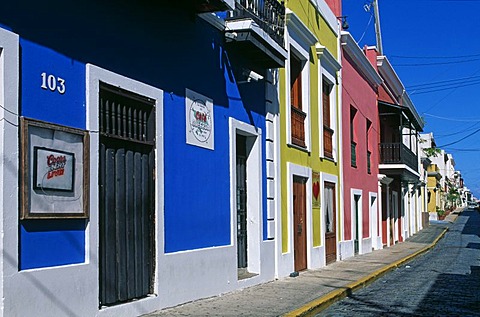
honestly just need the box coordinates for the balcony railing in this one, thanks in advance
[351,142,357,167]
[379,142,418,171]
[291,106,306,148]
[323,126,334,159]
[228,0,285,47]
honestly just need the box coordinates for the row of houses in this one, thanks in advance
[0,1,469,316]
[420,132,471,218]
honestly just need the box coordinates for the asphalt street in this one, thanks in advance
[317,209,480,317]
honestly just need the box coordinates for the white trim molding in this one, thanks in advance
[285,10,318,47]
[87,64,164,316]
[350,188,363,255]
[0,26,20,317]
[341,31,382,88]
[229,118,263,276]
[285,12,318,152]
[284,163,324,270]
[317,44,340,161]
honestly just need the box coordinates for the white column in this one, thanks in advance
[386,185,391,247]
[376,180,383,250]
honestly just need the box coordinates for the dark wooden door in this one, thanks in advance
[236,135,248,269]
[99,84,155,307]
[325,182,337,264]
[293,176,307,272]
[354,194,360,254]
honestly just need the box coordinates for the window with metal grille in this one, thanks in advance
[99,83,155,145]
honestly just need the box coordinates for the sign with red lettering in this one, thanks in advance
[186,88,214,150]
[34,147,75,191]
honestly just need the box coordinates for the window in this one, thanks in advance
[286,11,316,151]
[290,53,306,148]
[366,119,372,174]
[350,106,357,167]
[322,79,333,159]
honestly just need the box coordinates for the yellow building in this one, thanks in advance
[274,0,343,277]
[427,164,442,216]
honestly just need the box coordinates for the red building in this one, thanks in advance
[340,33,383,258]
[374,52,424,247]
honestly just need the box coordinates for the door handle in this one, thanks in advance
[297,223,302,234]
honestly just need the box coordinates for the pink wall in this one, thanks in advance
[342,48,380,241]
[325,0,342,17]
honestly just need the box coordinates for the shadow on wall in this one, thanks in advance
[1,0,231,106]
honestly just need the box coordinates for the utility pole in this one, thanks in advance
[372,0,383,55]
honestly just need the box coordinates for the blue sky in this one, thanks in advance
[343,0,480,198]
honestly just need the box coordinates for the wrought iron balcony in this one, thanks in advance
[225,0,287,69]
[379,142,418,171]
[193,0,235,12]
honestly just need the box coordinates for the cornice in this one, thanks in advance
[341,31,382,87]
[377,56,404,98]
[286,9,318,47]
[316,43,341,71]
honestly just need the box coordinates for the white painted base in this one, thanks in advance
[373,236,383,250]
[361,238,372,254]
[339,240,354,260]
[158,240,276,310]
[310,246,325,269]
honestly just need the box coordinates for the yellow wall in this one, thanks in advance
[427,165,441,213]
[280,0,340,253]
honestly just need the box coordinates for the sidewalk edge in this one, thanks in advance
[283,227,449,317]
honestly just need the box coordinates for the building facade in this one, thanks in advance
[275,0,343,277]
[0,1,287,316]
[340,33,383,257]
[375,54,424,247]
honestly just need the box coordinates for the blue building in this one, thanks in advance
[0,1,286,316]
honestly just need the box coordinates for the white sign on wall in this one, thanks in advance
[185,88,214,150]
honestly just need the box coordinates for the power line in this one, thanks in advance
[393,58,480,67]
[423,113,480,122]
[438,127,480,147]
[419,67,480,113]
[391,53,480,60]
[411,80,480,95]
[406,74,480,89]
[357,11,373,44]
[444,147,480,152]
[435,122,480,137]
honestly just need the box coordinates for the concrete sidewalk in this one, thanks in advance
[144,211,460,317]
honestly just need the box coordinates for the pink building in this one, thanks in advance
[340,32,383,258]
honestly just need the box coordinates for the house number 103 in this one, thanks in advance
[41,72,66,94]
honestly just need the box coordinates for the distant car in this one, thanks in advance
[467,201,478,209]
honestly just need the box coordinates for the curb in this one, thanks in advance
[283,227,449,317]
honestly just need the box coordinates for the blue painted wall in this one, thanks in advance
[21,39,86,129]
[3,2,269,262]
[20,220,86,270]
[19,39,86,269]
[162,30,268,252]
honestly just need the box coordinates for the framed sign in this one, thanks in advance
[20,118,89,219]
